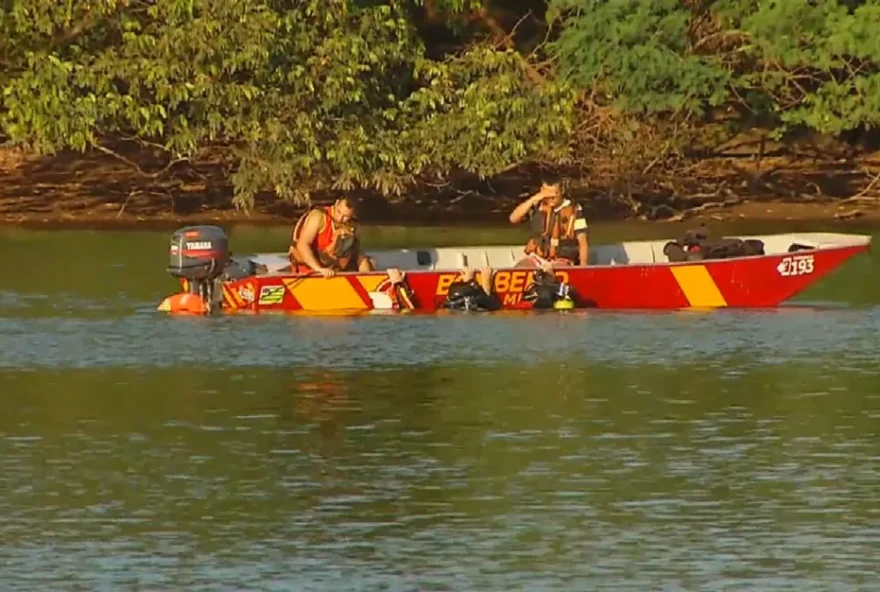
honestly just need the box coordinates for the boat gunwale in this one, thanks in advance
[234,234,871,281]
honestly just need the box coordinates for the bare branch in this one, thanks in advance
[470,6,547,86]
[92,143,188,179]
[844,170,880,201]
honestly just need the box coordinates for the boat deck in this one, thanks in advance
[241,232,871,276]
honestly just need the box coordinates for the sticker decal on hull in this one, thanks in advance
[238,285,255,303]
[777,254,815,277]
[258,285,285,305]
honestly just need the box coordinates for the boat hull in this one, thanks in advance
[211,243,868,313]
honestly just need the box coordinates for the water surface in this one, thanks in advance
[0,222,878,590]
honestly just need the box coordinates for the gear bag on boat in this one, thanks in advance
[663,225,765,262]
[218,258,269,281]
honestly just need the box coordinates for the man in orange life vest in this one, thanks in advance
[288,196,376,278]
[508,181,589,267]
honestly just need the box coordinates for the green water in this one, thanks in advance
[0,221,878,590]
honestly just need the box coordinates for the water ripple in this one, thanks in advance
[0,306,878,370]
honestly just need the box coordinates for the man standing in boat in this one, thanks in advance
[288,196,376,278]
[508,180,589,267]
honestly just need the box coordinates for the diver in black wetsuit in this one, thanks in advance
[441,267,502,312]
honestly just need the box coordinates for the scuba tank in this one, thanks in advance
[524,270,576,309]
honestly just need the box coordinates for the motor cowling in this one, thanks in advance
[168,225,229,281]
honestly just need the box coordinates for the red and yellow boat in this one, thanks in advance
[160,226,871,314]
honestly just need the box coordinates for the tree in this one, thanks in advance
[1,0,575,207]
[548,0,880,136]
[548,0,730,116]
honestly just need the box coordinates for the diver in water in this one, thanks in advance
[523,267,576,310]
[441,266,502,312]
[441,265,578,312]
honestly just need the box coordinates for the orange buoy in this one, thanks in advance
[157,292,208,314]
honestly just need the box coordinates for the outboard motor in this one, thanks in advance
[168,225,229,313]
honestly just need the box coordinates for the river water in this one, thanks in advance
[1,221,878,591]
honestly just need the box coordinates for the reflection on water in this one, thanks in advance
[0,225,878,590]
[1,359,879,590]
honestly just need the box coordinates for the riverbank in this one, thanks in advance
[2,146,879,229]
[3,198,878,231]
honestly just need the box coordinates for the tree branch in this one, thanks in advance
[92,143,188,179]
[843,170,880,201]
[691,29,752,53]
[47,0,130,52]
[470,6,546,86]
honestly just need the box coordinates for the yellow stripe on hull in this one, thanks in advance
[283,277,369,311]
[670,265,728,308]
[356,275,387,293]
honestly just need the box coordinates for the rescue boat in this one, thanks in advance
[159,226,871,314]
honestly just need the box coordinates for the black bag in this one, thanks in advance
[699,238,765,259]
[663,241,696,262]
[220,258,267,280]
[682,225,710,248]
[664,225,765,262]
[664,224,711,262]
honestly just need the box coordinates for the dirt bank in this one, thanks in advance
[1,146,879,229]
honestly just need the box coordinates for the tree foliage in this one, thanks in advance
[549,0,880,135]
[0,0,573,206]
[3,0,880,210]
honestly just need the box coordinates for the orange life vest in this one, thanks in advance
[524,199,583,261]
[289,206,358,271]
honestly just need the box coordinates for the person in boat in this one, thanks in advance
[288,196,376,278]
[508,180,589,267]
[441,266,502,312]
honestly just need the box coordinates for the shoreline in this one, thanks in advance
[2,198,878,231]
[2,146,880,231]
